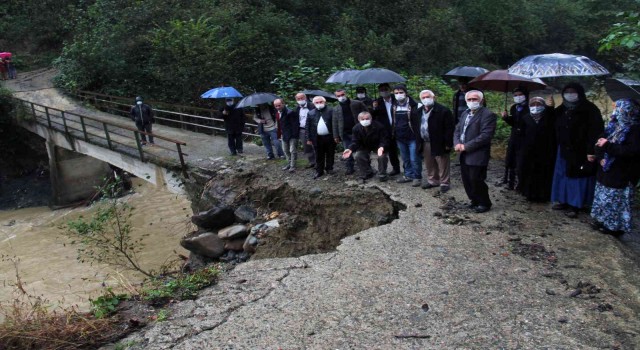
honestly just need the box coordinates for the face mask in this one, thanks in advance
[296,100,307,106]
[356,93,366,99]
[314,103,325,110]
[467,101,481,110]
[530,105,545,115]
[136,101,142,105]
[395,93,406,101]
[359,119,372,127]
[226,101,234,106]
[421,98,434,107]
[380,91,390,98]
[337,96,347,103]
[513,95,526,104]
[563,93,579,103]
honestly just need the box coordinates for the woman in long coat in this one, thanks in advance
[551,83,604,218]
[517,97,556,202]
[501,87,529,189]
[591,99,640,234]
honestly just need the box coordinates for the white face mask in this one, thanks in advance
[395,93,406,101]
[421,98,434,107]
[356,93,366,99]
[296,100,307,106]
[314,103,325,110]
[136,101,143,105]
[380,91,390,98]
[513,95,526,104]
[530,105,545,115]
[359,119,372,127]
[226,101,234,106]
[337,96,347,103]
[563,93,579,103]
[467,101,481,110]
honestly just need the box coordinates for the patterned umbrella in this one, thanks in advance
[443,66,489,79]
[200,86,243,99]
[605,78,640,102]
[508,53,609,78]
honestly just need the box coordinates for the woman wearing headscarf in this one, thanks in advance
[517,97,556,202]
[551,83,604,218]
[590,99,640,235]
[500,87,529,190]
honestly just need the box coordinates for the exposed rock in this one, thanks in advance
[264,219,280,228]
[191,206,235,230]
[218,224,249,239]
[180,231,226,258]
[183,251,214,271]
[224,238,247,251]
[243,234,259,254]
[234,205,257,223]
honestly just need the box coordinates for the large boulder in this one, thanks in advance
[180,231,226,258]
[218,224,249,239]
[191,206,235,230]
[243,234,259,254]
[224,238,246,252]
[234,205,257,223]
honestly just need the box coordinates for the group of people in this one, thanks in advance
[0,55,16,80]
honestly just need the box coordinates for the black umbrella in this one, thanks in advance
[301,89,337,101]
[326,69,361,84]
[348,68,406,85]
[236,92,281,108]
[443,66,490,79]
[605,78,640,102]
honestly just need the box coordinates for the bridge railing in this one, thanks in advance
[70,90,261,140]
[12,97,188,170]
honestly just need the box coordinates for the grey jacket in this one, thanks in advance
[332,99,368,140]
[453,106,497,166]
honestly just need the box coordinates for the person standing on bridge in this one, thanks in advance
[220,98,246,156]
[130,96,155,145]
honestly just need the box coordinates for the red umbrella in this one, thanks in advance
[0,52,11,59]
[468,69,547,109]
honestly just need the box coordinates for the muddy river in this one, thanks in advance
[0,179,192,311]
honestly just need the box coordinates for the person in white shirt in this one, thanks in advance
[295,92,316,168]
[305,96,337,179]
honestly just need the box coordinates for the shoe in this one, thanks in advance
[411,179,421,187]
[396,177,411,184]
[279,156,286,159]
[378,174,388,182]
[389,169,401,176]
[421,182,438,189]
[474,205,491,213]
[313,172,324,179]
[467,203,478,209]
[282,165,290,171]
[345,168,355,175]
[359,172,375,181]
[552,203,567,210]
[305,163,316,169]
[237,150,244,154]
[326,169,336,175]
[440,186,450,193]
[267,156,275,160]
[288,168,296,173]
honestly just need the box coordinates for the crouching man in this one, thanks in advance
[342,112,389,182]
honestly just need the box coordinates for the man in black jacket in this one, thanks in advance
[306,96,336,179]
[372,83,401,176]
[342,111,389,182]
[130,96,155,145]
[220,98,246,155]
[332,89,369,175]
[274,98,299,172]
[417,90,454,192]
[355,86,374,110]
[295,92,316,168]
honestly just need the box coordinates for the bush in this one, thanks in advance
[141,266,219,305]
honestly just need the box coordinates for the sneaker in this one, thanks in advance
[411,179,421,187]
[396,177,411,184]
[281,165,290,171]
[440,186,450,193]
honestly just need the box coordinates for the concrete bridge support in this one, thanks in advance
[46,140,112,206]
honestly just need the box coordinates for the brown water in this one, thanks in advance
[0,179,192,311]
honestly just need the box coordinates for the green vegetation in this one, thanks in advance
[599,11,640,78]
[90,287,128,319]
[141,266,219,304]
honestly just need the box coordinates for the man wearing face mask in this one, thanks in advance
[253,103,285,160]
[391,85,422,186]
[550,82,604,218]
[306,96,336,179]
[130,96,155,145]
[372,83,401,176]
[416,90,454,193]
[454,90,497,213]
[342,112,389,182]
[500,87,529,190]
[354,86,374,110]
[452,78,470,127]
[274,99,299,172]
[220,98,246,156]
[295,92,316,169]
[332,89,369,175]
